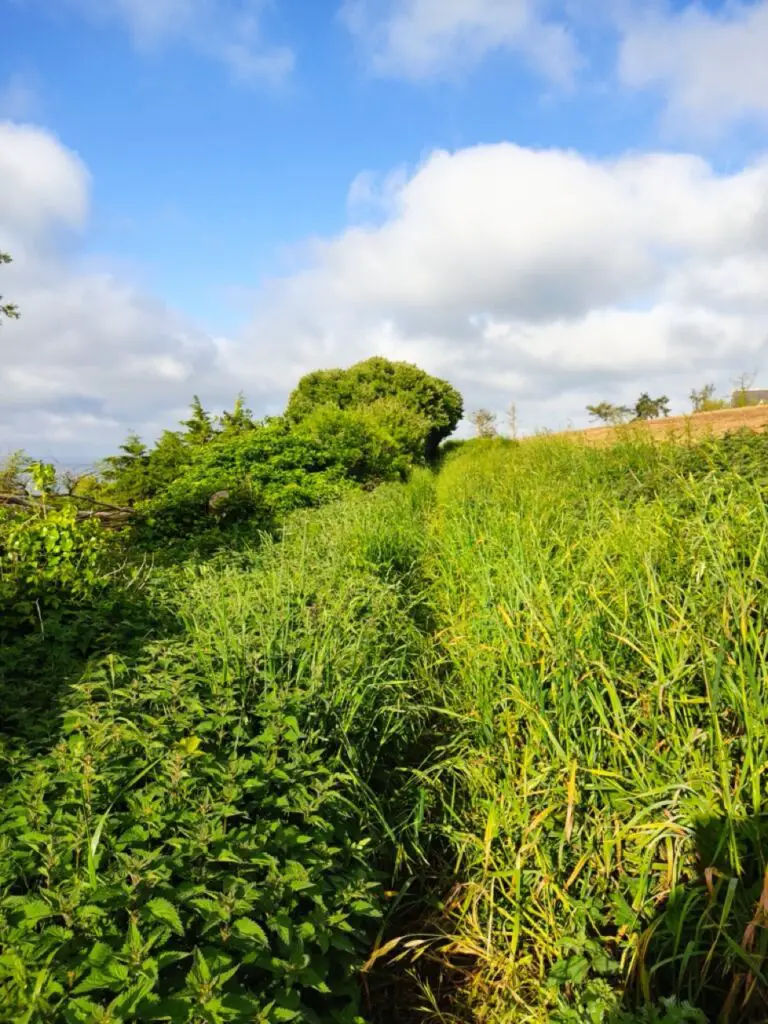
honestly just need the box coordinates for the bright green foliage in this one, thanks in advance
[181,396,217,446]
[0,673,381,1022]
[136,416,396,541]
[97,367,451,541]
[0,503,113,639]
[0,479,438,1023]
[295,405,409,483]
[217,394,256,438]
[7,408,768,1022]
[285,357,463,460]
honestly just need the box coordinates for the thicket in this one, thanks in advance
[0,479,439,1023]
[81,358,462,547]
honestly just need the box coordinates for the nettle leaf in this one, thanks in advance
[269,913,292,946]
[188,947,212,987]
[15,897,55,923]
[233,918,269,946]
[146,995,190,1022]
[145,897,185,936]
[62,997,107,1024]
[157,950,191,971]
[110,976,157,1016]
[87,942,115,967]
[566,955,590,984]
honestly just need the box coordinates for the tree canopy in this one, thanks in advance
[285,356,463,460]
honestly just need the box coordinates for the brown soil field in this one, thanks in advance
[555,404,768,446]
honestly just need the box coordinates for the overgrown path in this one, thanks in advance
[4,431,768,1023]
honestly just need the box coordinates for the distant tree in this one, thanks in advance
[586,402,632,425]
[689,383,728,414]
[469,409,498,438]
[286,357,463,460]
[0,450,27,493]
[689,383,716,413]
[506,402,518,439]
[732,371,758,408]
[181,396,216,445]
[633,393,670,420]
[101,434,151,503]
[1,252,20,325]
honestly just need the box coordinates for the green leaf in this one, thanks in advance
[566,955,590,984]
[87,942,114,967]
[18,898,54,923]
[146,897,185,936]
[145,996,190,1022]
[269,913,292,946]
[233,918,269,946]
[188,947,211,986]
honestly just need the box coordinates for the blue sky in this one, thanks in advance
[2,0,768,459]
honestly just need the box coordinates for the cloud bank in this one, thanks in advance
[232,142,768,428]
[3,122,768,458]
[0,122,236,461]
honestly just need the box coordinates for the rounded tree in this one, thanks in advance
[286,356,463,461]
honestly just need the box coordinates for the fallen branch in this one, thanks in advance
[0,493,134,527]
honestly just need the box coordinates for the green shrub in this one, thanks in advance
[0,504,114,640]
[286,357,463,460]
[0,655,382,1024]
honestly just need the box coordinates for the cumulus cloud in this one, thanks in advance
[4,124,768,458]
[68,0,294,84]
[340,0,580,83]
[0,122,241,461]
[619,0,768,133]
[231,142,768,432]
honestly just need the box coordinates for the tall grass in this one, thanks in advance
[417,436,768,1022]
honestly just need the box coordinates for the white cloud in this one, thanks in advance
[619,1,768,133]
[69,0,294,84]
[0,122,242,461]
[340,0,580,82]
[0,122,88,246]
[4,124,768,457]
[231,142,768,432]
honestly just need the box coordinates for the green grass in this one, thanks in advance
[416,435,768,1022]
[4,435,768,1022]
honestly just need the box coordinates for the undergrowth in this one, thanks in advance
[4,432,768,1022]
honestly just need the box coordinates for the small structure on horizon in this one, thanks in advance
[731,389,768,406]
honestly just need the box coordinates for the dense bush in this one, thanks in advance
[0,504,114,642]
[285,357,463,460]
[91,358,459,544]
[0,656,382,1024]
[0,479,439,1023]
[135,416,400,542]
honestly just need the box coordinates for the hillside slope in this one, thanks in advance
[559,402,768,445]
